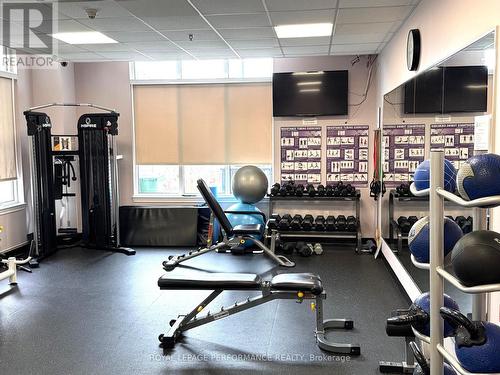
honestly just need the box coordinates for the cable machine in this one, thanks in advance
[24,103,135,261]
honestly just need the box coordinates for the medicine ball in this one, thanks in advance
[441,307,500,373]
[413,159,457,192]
[408,216,463,263]
[451,230,500,286]
[457,153,500,201]
[232,165,268,204]
[410,341,457,375]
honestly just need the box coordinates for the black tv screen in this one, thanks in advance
[273,70,348,116]
[404,65,488,114]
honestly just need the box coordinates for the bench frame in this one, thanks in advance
[159,286,360,355]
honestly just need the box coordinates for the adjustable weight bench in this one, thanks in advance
[157,271,361,355]
[162,179,295,271]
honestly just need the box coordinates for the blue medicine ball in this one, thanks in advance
[457,153,500,201]
[226,202,264,247]
[413,292,460,337]
[413,159,457,192]
[408,216,463,263]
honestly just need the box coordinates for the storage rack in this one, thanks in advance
[266,192,363,253]
[409,151,500,375]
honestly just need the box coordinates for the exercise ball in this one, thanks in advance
[441,307,500,373]
[457,153,500,201]
[226,202,265,246]
[412,292,460,337]
[451,230,500,286]
[410,341,457,375]
[413,159,457,192]
[232,165,268,204]
[408,216,463,263]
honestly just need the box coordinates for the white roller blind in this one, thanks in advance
[0,77,16,181]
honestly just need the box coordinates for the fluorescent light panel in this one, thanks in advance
[52,31,118,45]
[292,71,324,76]
[300,88,320,93]
[297,81,322,86]
[274,23,333,39]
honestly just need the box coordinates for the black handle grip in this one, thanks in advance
[409,341,429,374]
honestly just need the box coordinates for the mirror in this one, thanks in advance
[381,30,495,314]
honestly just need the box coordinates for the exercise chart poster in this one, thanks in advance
[430,123,474,169]
[326,125,369,187]
[383,124,425,187]
[280,126,322,184]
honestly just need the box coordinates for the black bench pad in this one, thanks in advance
[232,224,264,235]
[158,272,323,295]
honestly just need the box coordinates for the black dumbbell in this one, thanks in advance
[270,183,280,196]
[302,214,314,231]
[282,242,296,255]
[278,214,292,230]
[336,215,347,231]
[278,185,288,196]
[306,184,317,197]
[296,241,313,257]
[345,184,355,197]
[332,181,342,197]
[325,185,334,197]
[295,184,305,197]
[397,216,411,234]
[326,215,336,231]
[317,184,326,197]
[315,215,326,231]
[267,214,281,230]
[346,216,357,231]
[396,183,411,197]
[290,214,303,231]
[408,216,418,227]
[284,180,296,195]
[455,216,472,234]
[464,216,473,233]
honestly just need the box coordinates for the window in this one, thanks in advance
[137,165,272,197]
[133,61,178,80]
[0,180,16,205]
[0,47,17,74]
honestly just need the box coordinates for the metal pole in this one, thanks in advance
[112,135,121,247]
[28,136,40,257]
[472,207,488,321]
[430,150,444,375]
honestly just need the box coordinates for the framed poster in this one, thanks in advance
[383,124,425,186]
[430,123,474,169]
[280,126,322,184]
[326,125,369,187]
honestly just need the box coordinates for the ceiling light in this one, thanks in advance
[297,81,322,86]
[292,71,324,76]
[51,31,118,45]
[299,88,320,93]
[275,23,333,39]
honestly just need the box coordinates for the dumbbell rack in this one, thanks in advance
[266,192,363,253]
[410,151,500,375]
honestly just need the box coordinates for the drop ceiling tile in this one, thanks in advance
[205,14,271,28]
[237,48,283,57]
[190,0,265,15]
[144,16,208,30]
[57,1,131,19]
[46,20,93,34]
[189,49,238,58]
[270,9,336,25]
[58,52,104,61]
[279,36,331,46]
[147,52,194,60]
[337,6,413,24]
[335,21,395,35]
[77,43,134,52]
[219,27,276,40]
[330,43,379,53]
[116,0,198,17]
[338,0,412,7]
[53,43,88,54]
[159,29,220,42]
[332,33,387,44]
[106,31,165,43]
[266,0,338,11]
[282,45,330,54]
[77,17,151,32]
[124,41,180,51]
[229,39,279,49]
[98,51,150,60]
[176,40,229,49]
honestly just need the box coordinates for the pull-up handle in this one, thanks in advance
[28,103,117,113]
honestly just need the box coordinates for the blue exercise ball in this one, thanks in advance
[413,159,457,192]
[408,216,463,263]
[457,153,500,201]
[413,292,460,337]
[226,202,265,247]
[232,165,268,204]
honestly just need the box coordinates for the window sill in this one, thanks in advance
[132,195,269,205]
[0,202,26,215]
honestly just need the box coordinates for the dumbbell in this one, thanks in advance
[408,216,418,227]
[336,215,347,231]
[465,216,473,233]
[346,216,357,231]
[282,242,296,255]
[397,216,411,234]
[396,183,411,197]
[325,184,334,197]
[295,184,305,197]
[278,214,292,230]
[344,184,355,197]
[326,215,336,231]
[270,183,280,196]
[290,214,303,231]
[316,184,326,197]
[306,184,317,197]
[284,180,296,196]
[315,215,326,231]
[267,214,281,230]
[301,214,314,231]
[455,215,473,234]
[333,181,342,197]
[278,184,288,196]
[296,241,313,257]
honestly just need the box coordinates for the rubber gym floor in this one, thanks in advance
[0,246,409,375]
